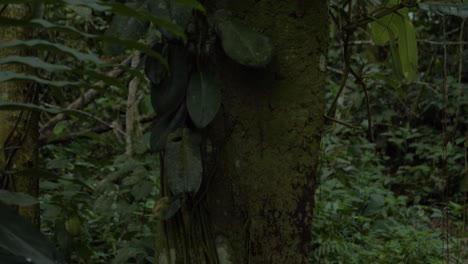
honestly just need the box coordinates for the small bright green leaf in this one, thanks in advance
[0,56,71,71]
[0,190,38,206]
[187,70,221,128]
[0,71,80,87]
[0,202,60,264]
[0,40,103,64]
[150,104,187,152]
[213,10,273,67]
[419,2,468,17]
[164,129,202,195]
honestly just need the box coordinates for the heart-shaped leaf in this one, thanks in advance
[164,129,202,195]
[212,10,273,67]
[186,70,221,128]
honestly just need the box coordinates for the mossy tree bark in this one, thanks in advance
[0,4,40,225]
[155,0,328,263]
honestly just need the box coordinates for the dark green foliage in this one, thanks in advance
[0,190,38,206]
[0,203,61,264]
[164,129,202,195]
[419,2,468,17]
[315,2,468,262]
[103,1,150,55]
[41,140,159,263]
[186,69,221,128]
[145,42,168,85]
[150,43,190,115]
[147,0,193,40]
[153,196,183,220]
[311,129,460,263]
[150,103,187,152]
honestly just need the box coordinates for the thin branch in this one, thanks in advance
[40,113,157,146]
[125,51,141,155]
[323,115,361,130]
[38,55,133,145]
[343,3,405,33]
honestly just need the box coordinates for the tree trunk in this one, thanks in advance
[155,1,328,263]
[0,4,39,225]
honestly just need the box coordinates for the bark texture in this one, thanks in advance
[155,0,328,263]
[0,4,39,225]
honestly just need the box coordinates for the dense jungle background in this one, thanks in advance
[0,0,467,263]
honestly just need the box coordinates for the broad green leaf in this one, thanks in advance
[164,129,202,195]
[419,2,468,17]
[0,40,103,64]
[0,56,71,71]
[387,29,404,83]
[213,10,273,67]
[0,202,60,264]
[153,196,182,220]
[150,44,189,115]
[397,18,418,84]
[0,71,80,87]
[186,70,221,128]
[150,103,187,152]
[0,190,38,206]
[369,1,418,84]
[370,0,407,45]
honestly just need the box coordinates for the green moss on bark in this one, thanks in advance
[206,0,328,263]
[0,4,39,225]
